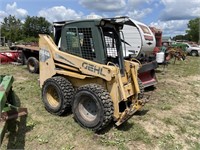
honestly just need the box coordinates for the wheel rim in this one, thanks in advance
[191,52,196,56]
[46,86,60,107]
[78,96,98,122]
[28,61,35,71]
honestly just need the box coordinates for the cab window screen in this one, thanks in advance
[65,28,80,56]
[78,28,96,60]
[104,32,118,58]
[65,27,96,60]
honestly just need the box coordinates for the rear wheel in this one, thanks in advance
[42,76,74,116]
[18,51,27,65]
[72,84,113,131]
[191,50,198,56]
[27,57,39,73]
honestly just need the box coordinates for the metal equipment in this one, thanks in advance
[0,50,21,64]
[39,19,147,131]
[0,75,27,144]
[10,45,40,73]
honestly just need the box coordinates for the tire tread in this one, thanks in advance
[42,76,74,116]
[27,57,39,73]
[73,84,114,131]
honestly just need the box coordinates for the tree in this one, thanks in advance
[23,16,51,38]
[172,34,191,41]
[186,18,200,43]
[173,35,185,41]
[1,15,23,43]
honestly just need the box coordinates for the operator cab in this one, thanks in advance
[53,19,125,74]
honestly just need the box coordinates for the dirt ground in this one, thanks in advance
[0,56,200,150]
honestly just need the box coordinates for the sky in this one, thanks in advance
[0,0,200,37]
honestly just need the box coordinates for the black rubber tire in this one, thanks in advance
[191,50,198,56]
[42,76,74,116]
[27,57,39,73]
[138,78,144,99]
[18,51,27,65]
[72,84,114,131]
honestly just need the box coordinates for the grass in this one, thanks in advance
[0,47,10,51]
[0,56,200,150]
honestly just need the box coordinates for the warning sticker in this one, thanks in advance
[39,48,50,62]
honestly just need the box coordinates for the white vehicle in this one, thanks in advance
[118,17,156,58]
[185,43,200,56]
[112,17,158,87]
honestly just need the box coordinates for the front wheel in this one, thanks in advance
[191,50,198,56]
[72,84,113,131]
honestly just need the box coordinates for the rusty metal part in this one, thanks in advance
[0,85,4,91]
[0,108,28,122]
[166,47,187,63]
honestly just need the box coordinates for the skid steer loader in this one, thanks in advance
[39,19,146,131]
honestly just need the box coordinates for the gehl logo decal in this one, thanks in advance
[82,62,105,76]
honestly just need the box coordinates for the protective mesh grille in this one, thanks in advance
[78,28,96,60]
[65,28,80,55]
[104,33,118,58]
[65,27,96,60]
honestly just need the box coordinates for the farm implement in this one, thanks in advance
[0,75,27,144]
[0,50,21,64]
